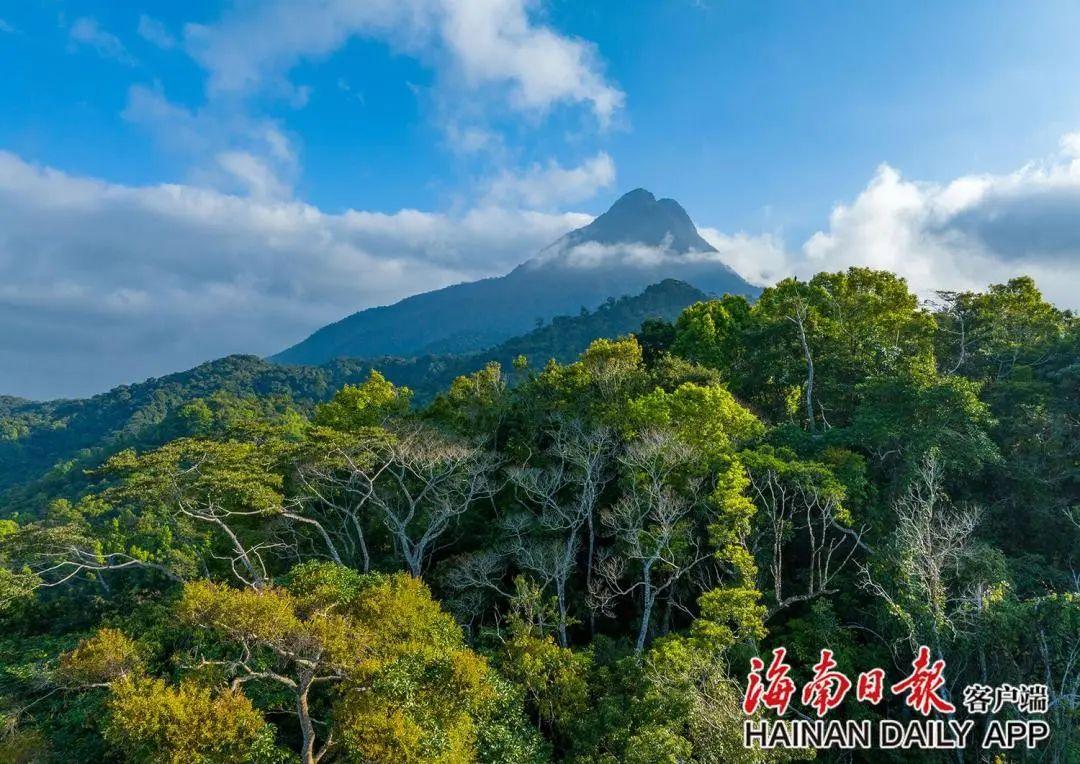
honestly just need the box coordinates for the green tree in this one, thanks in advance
[313,370,412,430]
[734,269,935,429]
[670,295,752,376]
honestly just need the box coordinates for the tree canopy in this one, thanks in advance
[0,268,1075,762]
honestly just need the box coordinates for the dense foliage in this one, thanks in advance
[0,269,1076,763]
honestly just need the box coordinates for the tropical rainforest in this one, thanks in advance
[0,268,1076,763]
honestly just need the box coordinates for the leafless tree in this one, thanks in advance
[1,525,182,602]
[178,496,336,590]
[929,291,971,374]
[593,430,710,654]
[861,452,980,657]
[345,424,500,576]
[3,451,348,593]
[164,456,340,589]
[553,420,616,614]
[292,437,389,572]
[503,419,614,645]
[444,548,514,599]
[442,546,515,632]
[745,459,867,618]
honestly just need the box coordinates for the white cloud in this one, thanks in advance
[484,152,616,208]
[698,227,791,287]
[0,151,591,399]
[541,236,773,278]
[215,150,292,200]
[799,143,1080,308]
[1058,131,1080,159]
[0,18,17,34]
[137,14,177,49]
[445,124,503,156]
[182,0,623,123]
[118,2,622,207]
[542,239,685,269]
[697,137,1080,310]
[436,0,623,124]
[68,17,138,66]
[123,85,299,199]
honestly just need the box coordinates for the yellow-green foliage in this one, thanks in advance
[176,570,504,763]
[178,578,367,671]
[691,586,767,650]
[670,294,752,374]
[534,336,647,421]
[348,572,464,654]
[337,574,497,763]
[59,628,145,686]
[626,382,764,450]
[105,678,270,764]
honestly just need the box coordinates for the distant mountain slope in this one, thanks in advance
[0,279,708,514]
[272,189,756,365]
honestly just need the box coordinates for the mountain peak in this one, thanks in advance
[610,187,657,207]
[554,188,716,254]
[273,188,756,367]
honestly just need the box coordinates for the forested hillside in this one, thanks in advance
[0,269,1076,763]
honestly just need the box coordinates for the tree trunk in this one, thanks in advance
[297,670,317,764]
[556,577,568,647]
[660,589,673,636]
[209,515,265,589]
[586,510,596,635]
[350,513,370,572]
[794,306,816,433]
[401,536,423,577]
[635,563,655,655]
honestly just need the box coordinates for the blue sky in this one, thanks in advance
[6,1,1080,226]
[3,1,1080,398]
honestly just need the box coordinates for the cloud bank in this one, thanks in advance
[0,2,630,399]
[0,152,588,399]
